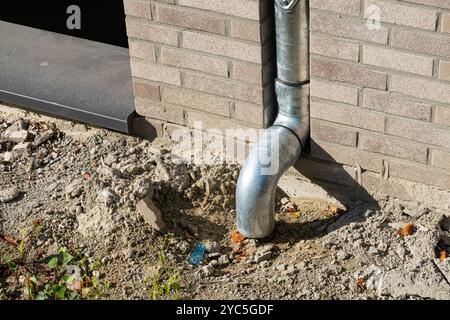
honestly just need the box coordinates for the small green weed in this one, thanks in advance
[0,221,109,300]
[146,234,181,300]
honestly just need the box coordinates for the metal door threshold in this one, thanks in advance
[0,21,135,133]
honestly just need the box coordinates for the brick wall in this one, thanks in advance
[124,0,276,138]
[124,0,450,208]
[307,0,450,207]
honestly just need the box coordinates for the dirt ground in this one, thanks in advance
[0,103,449,300]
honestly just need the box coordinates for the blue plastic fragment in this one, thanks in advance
[190,243,206,266]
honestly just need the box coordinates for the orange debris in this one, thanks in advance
[356,278,366,290]
[231,231,245,244]
[397,223,415,238]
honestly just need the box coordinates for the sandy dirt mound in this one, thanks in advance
[0,104,449,300]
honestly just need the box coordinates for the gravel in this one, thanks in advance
[0,104,449,300]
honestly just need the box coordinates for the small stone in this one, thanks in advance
[254,245,273,263]
[337,251,351,261]
[283,266,298,276]
[259,261,270,268]
[204,241,221,253]
[0,187,20,203]
[218,255,230,266]
[353,239,364,249]
[136,197,166,231]
[210,260,219,268]
[65,179,83,198]
[176,241,190,254]
[201,264,215,277]
[207,252,221,259]
[13,142,30,151]
[368,246,379,256]
[275,264,287,271]
[8,130,29,143]
[98,166,122,179]
[98,189,116,207]
[45,182,59,193]
[204,178,217,196]
[2,152,13,162]
[277,276,289,283]
[33,130,54,147]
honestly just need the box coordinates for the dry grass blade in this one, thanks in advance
[0,234,19,246]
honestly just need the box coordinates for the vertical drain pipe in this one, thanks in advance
[236,0,310,238]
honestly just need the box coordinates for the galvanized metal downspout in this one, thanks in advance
[236,0,310,238]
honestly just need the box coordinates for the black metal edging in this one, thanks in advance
[0,21,136,133]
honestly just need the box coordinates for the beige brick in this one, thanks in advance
[386,116,450,149]
[182,31,262,64]
[311,0,360,16]
[135,98,185,125]
[311,79,359,105]
[403,0,450,10]
[133,79,160,100]
[230,19,261,42]
[128,39,156,61]
[435,107,450,126]
[160,47,228,77]
[126,17,179,46]
[311,140,383,172]
[232,61,263,85]
[160,86,230,117]
[311,56,387,89]
[311,10,389,45]
[363,46,434,76]
[363,89,432,121]
[362,171,450,209]
[360,134,427,163]
[391,28,450,58]
[365,0,437,30]
[234,102,264,126]
[390,74,450,105]
[311,119,358,147]
[388,159,450,190]
[310,34,360,62]
[294,158,358,186]
[311,98,385,132]
[443,14,450,33]
[432,149,450,170]
[155,4,226,35]
[124,0,151,19]
[163,122,186,140]
[177,0,260,20]
[186,111,257,134]
[130,59,180,85]
[183,72,263,105]
[439,60,450,81]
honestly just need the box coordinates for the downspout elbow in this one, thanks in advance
[236,126,302,238]
[236,0,310,238]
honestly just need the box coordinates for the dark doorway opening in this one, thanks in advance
[0,0,128,48]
